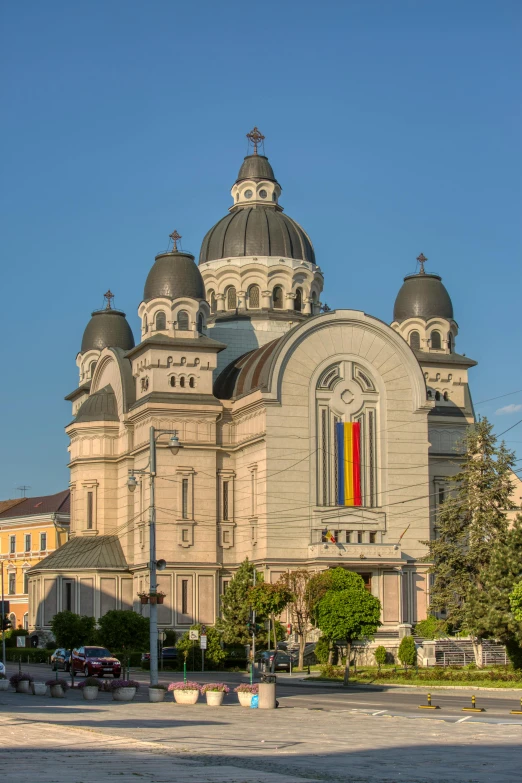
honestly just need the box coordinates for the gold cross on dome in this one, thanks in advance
[104,290,114,309]
[169,230,182,251]
[246,126,265,155]
[416,253,428,274]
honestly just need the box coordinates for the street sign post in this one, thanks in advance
[189,629,199,641]
[200,633,207,672]
[200,635,207,649]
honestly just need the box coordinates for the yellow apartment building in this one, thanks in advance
[0,491,69,629]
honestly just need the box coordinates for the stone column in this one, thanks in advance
[216,293,225,313]
[303,297,312,315]
[261,290,272,309]
[285,292,296,310]
[237,290,247,311]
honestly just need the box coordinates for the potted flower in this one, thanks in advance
[234,683,258,708]
[149,591,166,606]
[201,683,230,706]
[46,678,70,698]
[32,681,48,696]
[78,677,102,700]
[110,679,140,701]
[10,673,34,694]
[148,683,167,703]
[168,681,200,705]
[0,674,9,692]
[137,592,149,605]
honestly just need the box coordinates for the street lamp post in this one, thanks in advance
[128,426,181,686]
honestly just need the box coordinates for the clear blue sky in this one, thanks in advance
[1,1,520,498]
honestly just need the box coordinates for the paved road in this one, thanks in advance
[8,661,522,725]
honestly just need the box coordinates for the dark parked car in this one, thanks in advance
[71,646,121,678]
[51,648,71,672]
[255,650,291,672]
[141,646,178,664]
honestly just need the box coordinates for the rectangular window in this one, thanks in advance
[9,535,16,554]
[321,409,328,505]
[25,534,31,553]
[86,491,93,529]
[223,530,230,544]
[438,486,445,505]
[40,532,47,551]
[345,531,351,544]
[251,471,256,516]
[65,582,72,612]
[23,572,29,594]
[222,580,229,594]
[357,531,363,544]
[182,528,189,543]
[369,531,377,544]
[181,579,188,615]
[223,481,229,521]
[182,478,189,520]
[8,573,16,594]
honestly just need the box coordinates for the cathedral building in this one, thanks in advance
[28,130,477,636]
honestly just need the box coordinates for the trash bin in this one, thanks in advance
[259,674,277,709]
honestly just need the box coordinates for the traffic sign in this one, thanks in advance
[200,634,207,650]
[189,629,199,641]
[16,636,26,648]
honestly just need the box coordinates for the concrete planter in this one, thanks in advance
[0,680,9,691]
[237,691,253,708]
[148,688,166,703]
[112,687,136,702]
[205,691,225,706]
[82,686,99,701]
[50,684,65,698]
[173,689,199,705]
[32,682,47,696]
[16,680,32,694]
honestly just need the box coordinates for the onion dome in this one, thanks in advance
[393,255,454,323]
[81,292,135,353]
[143,250,205,303]
[75,385,118,422]
[237,154,277,183]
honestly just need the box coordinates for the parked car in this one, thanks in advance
[0,661,5,676]
[51,648,71,672]
[71,646,121,678]
[255,650,292,672]
[141,646,178,663]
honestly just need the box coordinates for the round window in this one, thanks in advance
[244,189,253,199]
[259,189,267,199]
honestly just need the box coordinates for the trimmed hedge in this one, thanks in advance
[319,664,522,683]
[6,649,50,664]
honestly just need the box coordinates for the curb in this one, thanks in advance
[277,678,522,695]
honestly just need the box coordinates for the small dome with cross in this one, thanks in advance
[80,292,135,353]
[393,255,454,323]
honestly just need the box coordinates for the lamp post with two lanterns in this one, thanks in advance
[127,426,181,685]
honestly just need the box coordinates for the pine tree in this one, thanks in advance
[424,418,517,666]
[217,559,264,645]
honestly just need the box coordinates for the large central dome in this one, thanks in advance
[199,149,315,265]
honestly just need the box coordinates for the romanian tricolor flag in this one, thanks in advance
[336,422,362,507]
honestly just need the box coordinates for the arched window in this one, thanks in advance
[427,390,433,399]
[169,376,176,387]
[197,313,204,333]
[90,361,97,378]
[207,289,216,314]
[435,391,441,401]
[447,332,453,353]
[409,331,420,350]
[155,311,166,331]
[311,291,318,312]
[180,376,185,388]
[248,284,260,309]
[295,288,303,312]
[178,311,189,331]
[273,286,284,309]
[431,331,442,350]
[226,286,237,310]
[143,314,148,333]
[189,377,195,388]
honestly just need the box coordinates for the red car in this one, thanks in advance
[71,646,121,678]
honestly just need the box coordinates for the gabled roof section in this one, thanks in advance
[0,498,25,516]
[27,534,128,572]
[0,490,70,519]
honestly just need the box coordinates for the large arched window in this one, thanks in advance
[155,311,166,331]
[248,284,260,309]
[197,313,204,333]
[178,311,189,331]
[273,286,284,309]
[207,289,216,314]
[295,288,303,312]
[409,331,420,350]
[447,332,453,353]
[431,330,442,350]
[226,286,237,310]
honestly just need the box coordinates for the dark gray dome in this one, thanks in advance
[143,251,205,303]
[199,207,315,265]
[393,273,454,323]
[237,154,277,183]
[81,309,135,353]
[75,385,118,423]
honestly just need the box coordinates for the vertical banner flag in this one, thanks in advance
[336,422,362,506]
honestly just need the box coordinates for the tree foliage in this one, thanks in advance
[510,581,522,623]
[249,582,292,650]
[398,635,417,669]
[424,418,517,665]
[217,559,264,645]
[278,569,314,669]
[97,610,150,651]
[413,615,448,640]
[176,623,226,670]
[50,611,96,651]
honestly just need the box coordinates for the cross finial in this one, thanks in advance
[246,126,265,155]
[104,290,114,309]
[416,253,428,274]
[169,230,182,251]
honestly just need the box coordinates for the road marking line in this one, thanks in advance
[456,716,472,723]
[372,710,388,715]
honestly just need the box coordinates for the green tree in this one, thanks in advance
[374,645,387,671]
[217,558,264,645]
[413,615,448,640]
[424,419,517,666]
[176,624,226,670]
[249,582,292,651]
[398,635,417,669]
[50,611,96,651]
[314,570,381,684]
[97,610,150,652]
[510,581,522,622]
[278,569,314,669]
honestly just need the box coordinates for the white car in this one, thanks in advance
[0,661,5,676]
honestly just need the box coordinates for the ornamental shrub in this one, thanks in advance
[109,679,140,691]
[374,645,387,670]
[413,615,448,639]
[200,683,230,693]
[314,636,331,664]
[398,636,417,669]
[78,677,103,688]
[10,672,34,687]
[45,678,70,690]
[168,681,201,691]
[234,683,258,694]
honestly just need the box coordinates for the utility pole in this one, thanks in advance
[149,426,159,686]
[251,567,256,681]
[1,560,5,668]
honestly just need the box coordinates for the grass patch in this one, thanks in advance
[315,664,522,688]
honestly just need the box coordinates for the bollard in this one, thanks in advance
[510,697,522,715]
[419,693,440,710]
[462,694,484,712]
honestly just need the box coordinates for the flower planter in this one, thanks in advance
[16,680,32,694]
[237,691,253,708]
[32,682,47,696]
[149,595,158,605]
[205,691,225,706]
[50,684,65,698]
[139,595,149,605]
[156,595,164,604]
[82,686,99,701]
[112,687,137,702]
[148,687,166,703]
[173,689,199,705]
[0,680,9,692]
